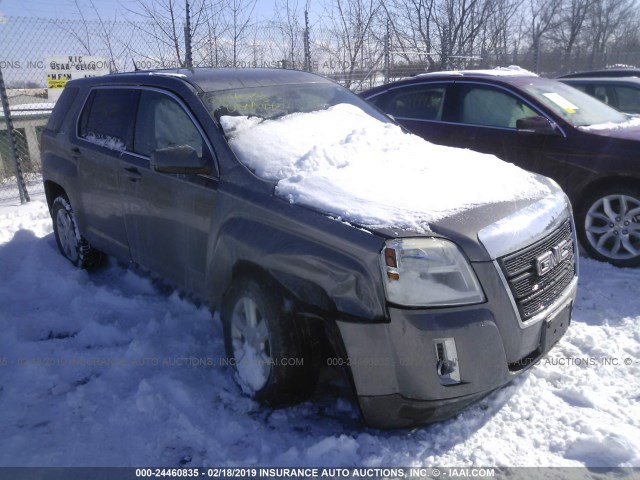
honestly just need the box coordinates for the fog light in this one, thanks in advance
[433,338,461,385]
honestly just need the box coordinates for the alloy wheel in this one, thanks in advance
[230,296,272,392]
[56,208,79,263]
[585,194,640,261]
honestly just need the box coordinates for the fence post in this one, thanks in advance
[0,65,30,204]
[303,9,311,72]
[184,0,193,68]
[441,27,450,70]
[384,20,390,84]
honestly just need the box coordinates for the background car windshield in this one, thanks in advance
[522,81,628,127]
[201,83,391,124]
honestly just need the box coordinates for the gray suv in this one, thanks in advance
[41,68,578,428]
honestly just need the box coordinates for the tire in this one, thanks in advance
[221,277,317,407]
[51,196,104,269]
[575,185,640,268]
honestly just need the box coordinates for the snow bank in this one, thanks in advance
[222,104,550,231]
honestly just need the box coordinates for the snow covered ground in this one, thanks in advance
[0,198,639,467]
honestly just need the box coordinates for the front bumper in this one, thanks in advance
[336,269,578,429]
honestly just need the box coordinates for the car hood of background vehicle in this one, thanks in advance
[579,118,640,140]
[221,104,560,258]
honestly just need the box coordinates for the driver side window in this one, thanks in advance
[134,91,205,159]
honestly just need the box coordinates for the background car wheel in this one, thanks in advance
[51,196,104,269]
[576,185,640,267]
[221,276,317,407]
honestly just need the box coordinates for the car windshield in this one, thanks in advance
[521,80,629,127]
[200,82,391,125]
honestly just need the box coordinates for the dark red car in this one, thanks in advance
[361,69,640,267]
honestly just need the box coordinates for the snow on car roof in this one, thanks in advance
[417,65,538,78]
[220,103,551,232]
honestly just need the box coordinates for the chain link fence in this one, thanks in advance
[1,15,639,203]
[0,16,391,203]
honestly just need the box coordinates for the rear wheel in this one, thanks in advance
[52,196,104,269]
[221,277,317,406]
[576,185,640,267]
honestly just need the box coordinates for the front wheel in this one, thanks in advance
[51,196,104,269]
[576,186,640,267]
[221,277,317,407]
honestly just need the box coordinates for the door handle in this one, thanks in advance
[70,147,81,154]
[123,167,142,181]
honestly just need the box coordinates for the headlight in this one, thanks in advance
[381,238,485,307]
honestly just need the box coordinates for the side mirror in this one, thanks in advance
[516,116,559,136]
[150,145,210,174]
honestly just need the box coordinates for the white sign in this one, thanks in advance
[46,55,111,101]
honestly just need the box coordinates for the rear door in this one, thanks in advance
[119,88,218,295]
[71,87,138,259]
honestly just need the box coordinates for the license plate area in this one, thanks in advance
[540,302,572,352]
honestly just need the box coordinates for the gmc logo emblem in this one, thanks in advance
[535,239,571,276]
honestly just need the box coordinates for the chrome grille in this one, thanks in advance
[499,220,576,321]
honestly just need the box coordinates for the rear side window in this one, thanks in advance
[46,86,79,133]
[78,88,138,150]
[379,86,447,121]
[612,85,640,113]
[569,84,590,94]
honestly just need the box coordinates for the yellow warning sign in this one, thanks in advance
[47,74,70,89]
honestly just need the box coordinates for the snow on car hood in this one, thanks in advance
[221,103,551,232]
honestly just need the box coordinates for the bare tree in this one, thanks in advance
[200,0,230,67]
[57,0,95,55]
[563,0,594,57]
[125,0,208,68]
[55,0,122,72]
[224,0,258,67]
[434,0,494,69]
[526,0,562,72]
[381,0,439,71]
[606,8,640,64]
[587,0,635,68]
[477,0,524,64]
[271,0,308,68]
[323,0,382,88]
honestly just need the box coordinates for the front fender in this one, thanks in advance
[204,199,388,323]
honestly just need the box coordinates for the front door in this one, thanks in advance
[119,89,218,295]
